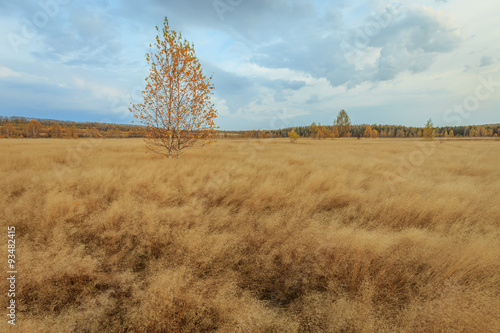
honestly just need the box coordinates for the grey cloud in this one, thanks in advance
[369,7,461,53]
[270,80,306,102]
[274,90,288,102]
[205,61,309,113]
[306,94,319,104]
[366,7,461,81]
[480,55,494,67]
[44,4,122,66]
[372,45,436,82]
[279,80,307,90]
[203,63,261,113]
[115,0,312,35]
[252,4,461,88]
[262,79,307,91]
[205,63,253,95]
[0,1,44,17]
[116,0,461,101]
[3,1,124,68]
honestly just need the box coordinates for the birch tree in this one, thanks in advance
[130,18,217,158]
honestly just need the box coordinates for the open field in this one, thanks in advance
[1,138,500,332]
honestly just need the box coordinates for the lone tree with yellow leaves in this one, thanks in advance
[130,18,217,158]
[334,109,351,138]
[423,119,434,140]
[288,128,299,143]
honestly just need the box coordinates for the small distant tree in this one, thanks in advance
[449,129,454,137]
[423,119,434,140]
[288,128,299,143]
[477,126,487,137]
[111,125,121,138]
[371,129,378,138]
[324,127,333,138]
[334,109,351,137]
[317,124,326,139]
[364,125,372,138]
[51,122,62,138]
[91,127,100,138]
[69,126,78,138]
[27,120,43,138]
[2,123,16,137]
[332,126,339,138]
[309,122,318,138]
[130,18,217,158]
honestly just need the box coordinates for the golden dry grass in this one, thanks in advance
[1,137,500,332]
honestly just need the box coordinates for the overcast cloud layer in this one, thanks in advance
[1,0,499,130]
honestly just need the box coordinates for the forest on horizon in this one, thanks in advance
[1,115,499,140]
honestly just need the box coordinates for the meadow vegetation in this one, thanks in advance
[1,138,499,332]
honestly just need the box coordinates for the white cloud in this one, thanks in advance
[0,66,49,83]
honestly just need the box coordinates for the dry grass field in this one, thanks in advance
[1,138,500,332]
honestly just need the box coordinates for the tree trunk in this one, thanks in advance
[168,132,172,158]
[176,132,181,158]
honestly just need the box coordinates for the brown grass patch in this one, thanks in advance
[1,138,499,332]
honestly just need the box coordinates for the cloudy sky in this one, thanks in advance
[1,0,499,130]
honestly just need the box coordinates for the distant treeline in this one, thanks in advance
[1,116,499,139]
[236,123,500,139]
[0,116,144,139]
